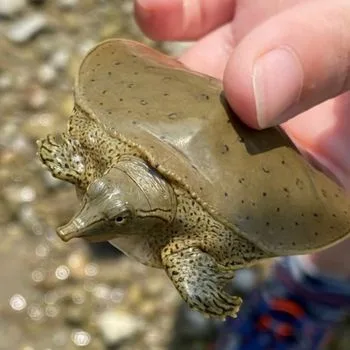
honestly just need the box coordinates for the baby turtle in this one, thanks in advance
[38,39,350,319]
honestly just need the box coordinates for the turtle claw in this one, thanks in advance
[38,133,85,185]
[162,247,242,319]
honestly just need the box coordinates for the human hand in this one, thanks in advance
[135,0,350,189]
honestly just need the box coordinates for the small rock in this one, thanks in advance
[96,310,144,346]
[22,112,59,139]
[50,49,70,70]
[7,13,49,43]
[57,0,79,10]
[26,85,48,109]
[37,64,57,85]
[3,185,36,210]
[0,0,26,17]
[0,72,13,90]
[78,39,96,56]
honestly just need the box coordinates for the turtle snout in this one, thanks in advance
[57,220,81,242]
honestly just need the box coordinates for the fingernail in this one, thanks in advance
[253,47,303,128]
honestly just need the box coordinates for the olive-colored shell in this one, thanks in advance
[75,39,350,255]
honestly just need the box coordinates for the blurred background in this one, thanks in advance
[0,1,348,349]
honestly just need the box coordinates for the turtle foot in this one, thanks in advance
[163,247,242,319]
[38,133,85,185]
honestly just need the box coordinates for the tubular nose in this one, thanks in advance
[57,221,79,242]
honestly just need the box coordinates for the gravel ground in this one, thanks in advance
[0,1,348,349]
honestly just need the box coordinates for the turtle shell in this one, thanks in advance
[74,39,350,255]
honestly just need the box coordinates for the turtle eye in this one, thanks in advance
[113,209,132,225]
[114,215,127,225]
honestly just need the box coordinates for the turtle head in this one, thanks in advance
[57,157,176,242]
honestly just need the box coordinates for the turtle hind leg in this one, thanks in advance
[38,132,88,187]
[162,247,242,319]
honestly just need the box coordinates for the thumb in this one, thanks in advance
[224,0,350,129]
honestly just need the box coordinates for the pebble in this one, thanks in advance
[7,13,49,43]
[26,85,48,109]
[0,72,13,90]
[0,0,26,17]
[96,310,144,346]
[37,64,57,85]
[22,112,60,139]
[3,185,36,210]
[57,0,79,10]
[50,49,70,70]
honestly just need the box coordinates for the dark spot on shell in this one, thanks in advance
[314,232,319,236]
[294,221,299,226]
[246,216,250,220]
[241,200,244,204]
[292,242,296,246]
[262,192,267,197]
[108,72,112,76]
[108,111,112,115]
[163,93,169,96]
[140,99,148,105]
[262,167,270,173]
[102,90,107,94]
[99,102,103,106]
[168,112,177,119]
[134,71,139,75]
[221,144,229,154]
[132,120,137,125]
[114,61,120,65]
[296,178,304,189]
[128,83,135,88]
[281,160,285,165]
[224,192,228,197]
[127,110,132,114]
[265,222,270,226]
[200,93,209,100]
[90,79,95,82]
[276,207,280,212]
[119,98,123,102]
[313,213,318,217]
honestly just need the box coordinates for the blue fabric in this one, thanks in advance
[215,256,350,350]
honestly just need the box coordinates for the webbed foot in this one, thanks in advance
[38,133,85,186]
[162,247,242,319]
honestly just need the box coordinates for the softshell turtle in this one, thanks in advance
[38,39,350,319]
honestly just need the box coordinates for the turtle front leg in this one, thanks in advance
[38,133,86,187]
[162,247,242,319]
